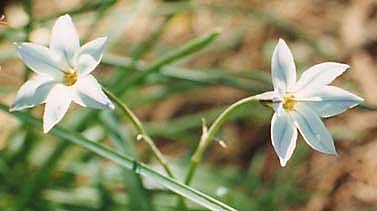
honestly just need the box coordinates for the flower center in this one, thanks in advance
[283,93,296,111]
[63,68,78,86]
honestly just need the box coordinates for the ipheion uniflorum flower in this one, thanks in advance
[262,39,363,167]
[11,14,114,133]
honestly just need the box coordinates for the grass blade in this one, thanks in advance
[0,103,239,211]
[100,111,154,211]
[112,29,221,94]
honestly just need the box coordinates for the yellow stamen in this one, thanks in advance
[63,68,78,86]
[283,93,296,111]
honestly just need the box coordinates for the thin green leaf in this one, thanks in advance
[100,111,154,211]
[112,29,221,94]
[103,54,268,94]
[15,111,95,211]
[0,104,239,211]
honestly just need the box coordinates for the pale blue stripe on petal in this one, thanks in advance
[271,39,296,93]
[291,104,337,155]
[15,43,65,79]
[72,74,114,110]
[43,84,73,133]
[74,37,108,76]
[296,86,363,118]
[294,62,348,91]
[271,107,298,166]
[50,14,80,63]
[11,76,56,111]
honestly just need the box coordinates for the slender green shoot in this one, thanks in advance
[103,87,175,178]
[0,103,239,211]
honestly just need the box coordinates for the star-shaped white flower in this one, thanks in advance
[266,39,363,166]
[11,14,114,133]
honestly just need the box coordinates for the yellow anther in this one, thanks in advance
[283,93,296,111]
[63,68,78,86]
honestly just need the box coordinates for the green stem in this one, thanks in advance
[102,54,269,94]
[100,112,154,211]
[130,15,174,61]
[15,140,68,211]
[103,87,175,178]
[184,94,265,185]
[113,29,221,94]
[0,103,238,211]
[15,111,95,211]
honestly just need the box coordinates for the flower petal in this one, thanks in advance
[11,76,56,111]
[43,84,72,133]
[291,104,337,155]
[73,37,108,75]
[271,107,298,167]
[294,62,349,91]
[50,14,80,63]
[72,75,114,110]
[296,86,363,117]
[15,43,65,79]
[271,39,296,94]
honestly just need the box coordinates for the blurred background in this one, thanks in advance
[0,0,375,210]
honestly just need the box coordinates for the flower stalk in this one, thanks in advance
[184,93,272,184]
[0,103,238,211]
[103,87,175,178]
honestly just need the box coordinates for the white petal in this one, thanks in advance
[294,62,349,91]
[72,75,114,110]
[43,84,72,133]
[271,39,296,94]
[50,14,80,63]
[15,43,65,79]
[11,76,56,111]
[73,37,108,75]
[291,104,337,155]
[296,86,363,117]
[271,107,298,167]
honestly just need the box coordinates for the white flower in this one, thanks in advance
[266,39,363,167]
[11,14,114,133]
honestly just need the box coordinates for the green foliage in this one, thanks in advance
[0,1,367,211]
